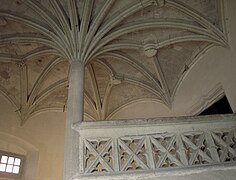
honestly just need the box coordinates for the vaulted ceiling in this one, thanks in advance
[0,0,227,124]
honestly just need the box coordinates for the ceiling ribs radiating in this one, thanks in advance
[0,0,227,124]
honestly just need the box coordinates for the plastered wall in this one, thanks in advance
[0,96,65,180]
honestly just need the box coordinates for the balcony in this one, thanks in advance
[73,114,236,180]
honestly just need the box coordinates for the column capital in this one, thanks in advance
[70,59,85,66]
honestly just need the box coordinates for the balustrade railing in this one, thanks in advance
[73,114,236,179]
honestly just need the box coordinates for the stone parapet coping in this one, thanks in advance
[75,114,236,130]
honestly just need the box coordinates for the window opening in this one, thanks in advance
[0,151,24,178]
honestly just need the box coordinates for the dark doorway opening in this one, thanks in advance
[199,96,233,116]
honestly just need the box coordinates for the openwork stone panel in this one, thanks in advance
[81,128,236,174]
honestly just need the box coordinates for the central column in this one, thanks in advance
[63,60,85,180]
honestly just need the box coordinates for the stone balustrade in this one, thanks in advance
[73,114,236,179]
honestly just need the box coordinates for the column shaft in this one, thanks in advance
[63,60,84,180]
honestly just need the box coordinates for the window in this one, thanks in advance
[0,151,24,179]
